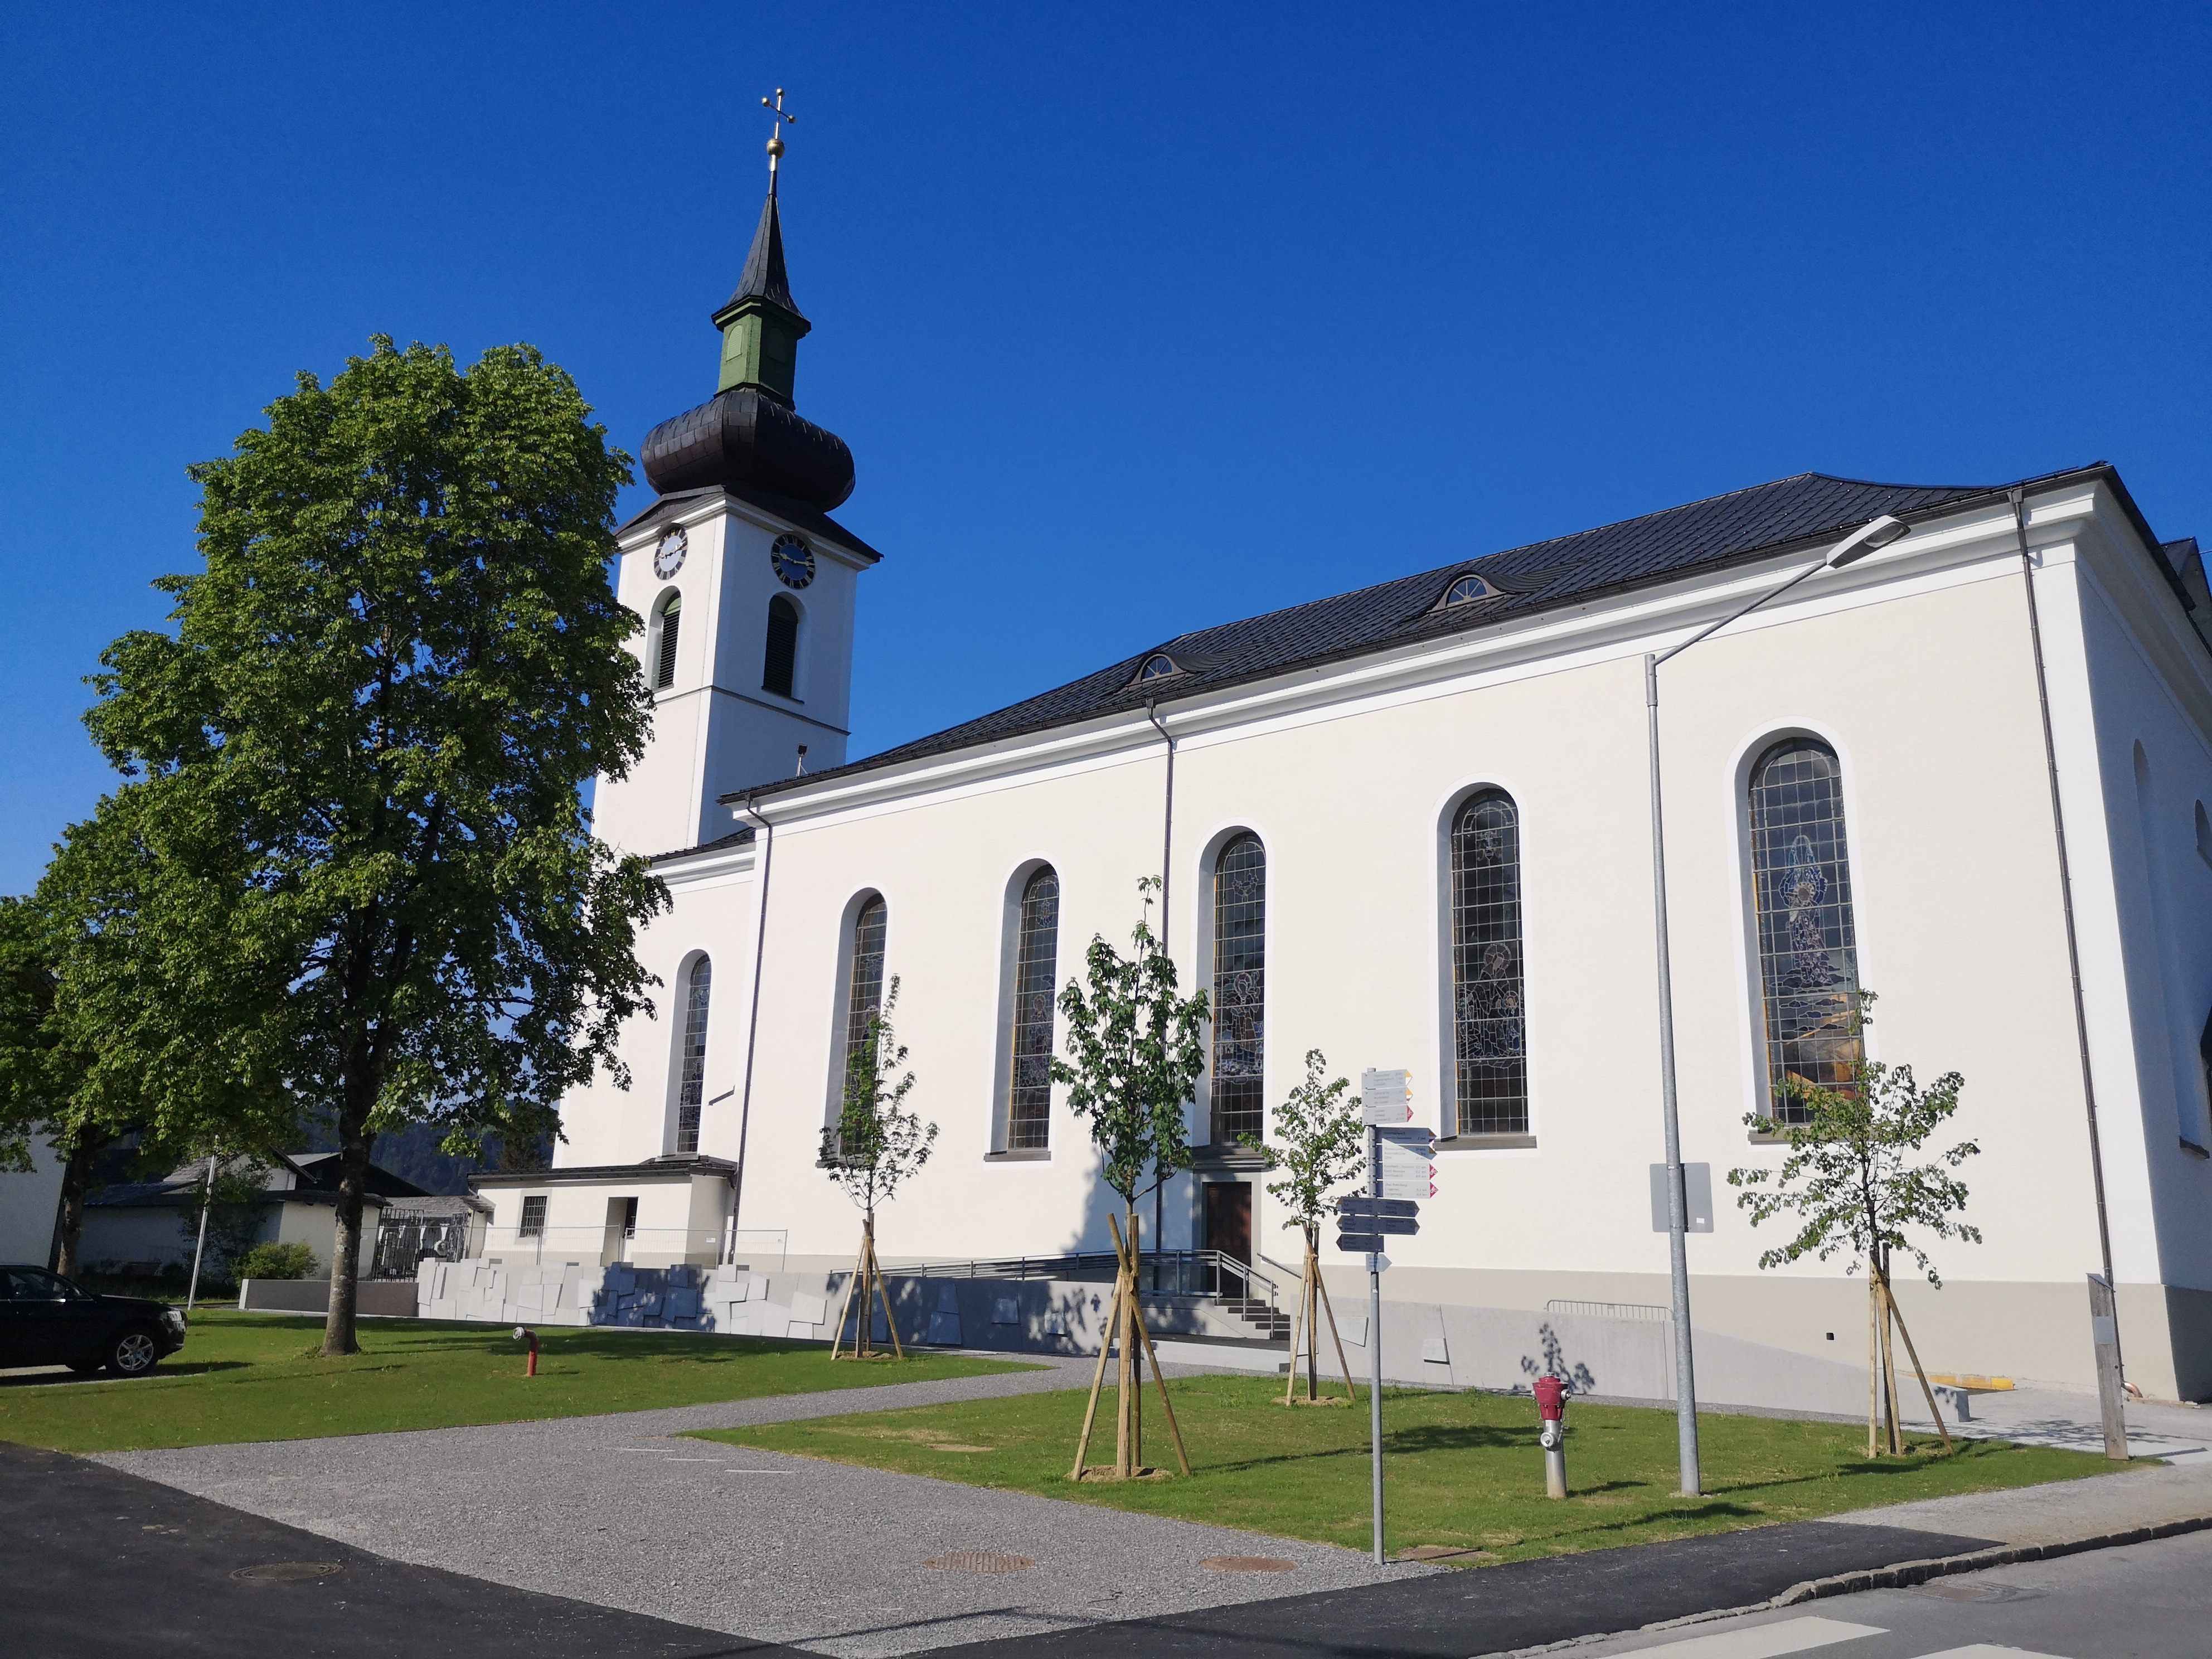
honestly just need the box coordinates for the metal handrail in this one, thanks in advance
[894,1248,1281,1316]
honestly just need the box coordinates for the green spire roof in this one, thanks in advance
[712,191,811,403]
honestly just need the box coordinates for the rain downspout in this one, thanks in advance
[725,790,776,1263]
[1145,699,1176,1255]
[2010,487,2125,1393]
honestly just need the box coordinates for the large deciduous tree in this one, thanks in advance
[61,338,666,1354]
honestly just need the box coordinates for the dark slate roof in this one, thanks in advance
[647,823,755,865]
[724,191,803,323]
[719,469,2073,809]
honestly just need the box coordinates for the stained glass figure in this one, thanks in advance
[1451,790,1527,1134]
[1749,739,1863,1123]
[834,896,887,1155]
[675,956,711,1154]
[1007,867,1059,1151]
[1210,833,1267,1145]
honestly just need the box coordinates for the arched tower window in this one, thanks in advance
[1210,833,1267,1146]
[839,896,889,1121]
[1748,738,1863,1123]
[1449,790,1527,1135]
[763,595,799,698]
[653,593,682,691]
[1006,867,1060,1151]
[674,956,711,1154]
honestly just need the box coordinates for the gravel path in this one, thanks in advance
[98,1356,1429,1657]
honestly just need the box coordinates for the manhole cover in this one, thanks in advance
[231,1561,342,1583]
[1200,1556,1298,1574]
[1914,1580,2039,1603]
[923,1551,1034,1574]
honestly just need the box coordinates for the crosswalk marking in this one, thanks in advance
[1909,1648,2073,1658]
[1609,1615,1888,1657]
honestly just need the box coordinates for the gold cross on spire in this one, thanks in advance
[762,88,796,195]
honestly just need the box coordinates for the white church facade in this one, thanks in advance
[469,181,2212,1403]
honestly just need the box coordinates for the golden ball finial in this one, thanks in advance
[767,135,785,157]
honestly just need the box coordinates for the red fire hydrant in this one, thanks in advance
[513,1326,539,1378]
[1534,1374,1568,1498]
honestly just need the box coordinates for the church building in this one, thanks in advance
[470,173,2212,1403]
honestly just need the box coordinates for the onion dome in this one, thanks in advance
[640,187,856,511]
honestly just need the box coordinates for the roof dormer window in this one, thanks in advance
[1136,653,1182,682]
[1439,574,1494,608]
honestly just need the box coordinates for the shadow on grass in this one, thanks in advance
[0,1361,252,1389]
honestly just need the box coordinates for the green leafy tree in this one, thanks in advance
[174,1154,277,1288]
[821,978,935,1357]
[0,890,143,1278]
[822,978,934,1207]
[1053,879,1207,1478]
[1242,1049,1366,1244]
[1728,995,1980,1452]
[1243,1049,1366,1403]
[53,338,666,1355]
[1051,879,1210,1246]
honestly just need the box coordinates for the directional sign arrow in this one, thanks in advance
[1338,1197,1419,1220]
[1337,1230,1384,1254]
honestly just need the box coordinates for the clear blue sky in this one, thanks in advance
[4,3,2207,893]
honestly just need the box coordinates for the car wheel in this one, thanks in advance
[106,1328,161,1377]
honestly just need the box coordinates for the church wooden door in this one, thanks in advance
[1204,1182,1251,1265]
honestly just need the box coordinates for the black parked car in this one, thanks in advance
[0,1266,187,1376]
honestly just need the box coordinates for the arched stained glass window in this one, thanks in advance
[763,595,799,698]
[1748,739,1863,1123]
[1451,790,1527,1135]
[654,593,682,690]
[1006,867,1060,1151]
[1210,833,1267,1146]
[674,956,711,1154]
[840,896,888,1126]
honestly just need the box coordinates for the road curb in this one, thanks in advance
[1769,1511,2212,1604]
[1488,1512,2212,1657]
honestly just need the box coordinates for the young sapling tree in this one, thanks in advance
[1051,878,1207,1478]
[1728,996,1980,1454]
[1240,1049,1365,1403]
[820,977,935,1359]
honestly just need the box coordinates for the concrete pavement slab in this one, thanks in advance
[0,1440,787,1658]
[98,1360,1429,1657]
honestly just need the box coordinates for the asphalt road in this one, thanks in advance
[0,1441,798,1659]
[930,1519,2000,1657]
[1561,1524,2212,1658]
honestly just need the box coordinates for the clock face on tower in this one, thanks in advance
[770,533,816,589]
[652,526,688,580]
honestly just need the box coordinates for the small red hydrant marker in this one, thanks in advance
[1534,1375,1568,1498]
[514,1326,539,1378]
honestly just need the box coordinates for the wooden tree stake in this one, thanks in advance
[1883,1274,1953,1451]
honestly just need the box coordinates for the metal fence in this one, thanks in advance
[371,1215,476,1279]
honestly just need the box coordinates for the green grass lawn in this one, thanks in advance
[0,1310,1032,1453]
[695,1372,2115,1563]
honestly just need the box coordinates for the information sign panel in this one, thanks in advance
[1360,1068,1414,1125]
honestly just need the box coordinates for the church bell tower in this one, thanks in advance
[591,93,882,858]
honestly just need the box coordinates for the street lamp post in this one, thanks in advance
[1644,512,1911,1497]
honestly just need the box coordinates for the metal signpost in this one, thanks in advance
[1345,1069,1430,1565]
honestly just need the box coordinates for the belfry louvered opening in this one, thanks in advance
[654,593,682,690]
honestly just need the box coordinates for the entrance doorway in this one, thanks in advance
[1204,1182,1251,1265]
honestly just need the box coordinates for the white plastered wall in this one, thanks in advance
[566,481,2212,1395]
